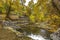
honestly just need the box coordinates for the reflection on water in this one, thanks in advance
[28,34,46,40]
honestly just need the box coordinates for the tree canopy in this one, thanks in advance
[0,0,60,33]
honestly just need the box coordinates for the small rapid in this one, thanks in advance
[28,34,46,40]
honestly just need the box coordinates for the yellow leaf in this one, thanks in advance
[29,15,35,22]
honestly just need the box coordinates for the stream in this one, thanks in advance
[27,29,51,40]
[3,21,51,40]
[28,34,46,40]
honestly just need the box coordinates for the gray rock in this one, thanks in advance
[40,29,50,39]
[50,28,60,40]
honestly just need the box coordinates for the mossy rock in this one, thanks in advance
[0,14,6,20]
[9,14,19,20]
[0,27,32,40]
[0,29,18,40]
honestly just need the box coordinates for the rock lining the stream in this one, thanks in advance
[50,28,60,40]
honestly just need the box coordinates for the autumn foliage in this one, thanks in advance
[0,0,60,33]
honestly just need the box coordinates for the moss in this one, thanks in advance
[0,27,32,40]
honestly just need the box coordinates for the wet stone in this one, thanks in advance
[50,28,60,40]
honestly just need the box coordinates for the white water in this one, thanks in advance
[28,34,46,40]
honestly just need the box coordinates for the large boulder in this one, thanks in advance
[0,28,18,40]
[0,26,32,40]
[9,14,19,20]
[50,28,60,40]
